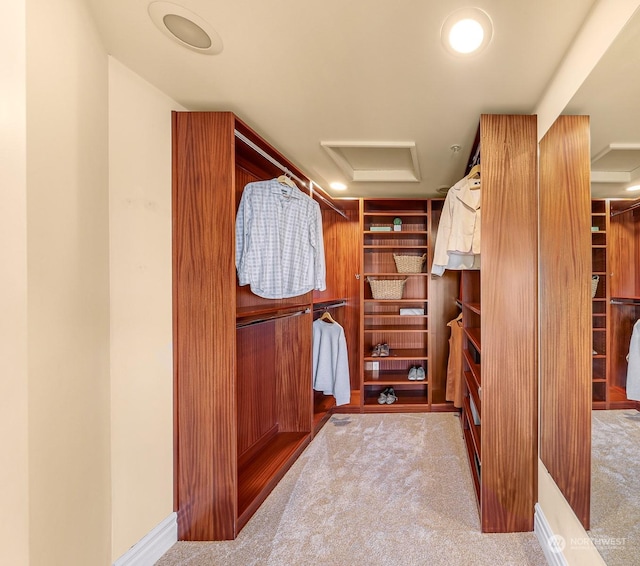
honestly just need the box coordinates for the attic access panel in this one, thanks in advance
[591,143,640,184]
[321,141,421,182]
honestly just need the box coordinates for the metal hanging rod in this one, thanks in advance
[234,129,347,220]
[310,181,348,219]
[312,300,347,312]
[234,130,308,188]
[610,200,640,217]
[611,297,640,305]
[236,308,310,329]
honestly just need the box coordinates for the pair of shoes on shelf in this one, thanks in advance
[371,343,390,357]
[408,366,426,381]
[378,387,398,405]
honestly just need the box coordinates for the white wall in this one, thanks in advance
[0,0,29,564]
[26,0,111,563]
[108,57,184,560]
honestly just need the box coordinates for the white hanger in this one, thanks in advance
[277,174,297,189]
[466,164,481,190]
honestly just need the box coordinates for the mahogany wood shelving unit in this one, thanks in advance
[359,199,458,413]
[460,114,538,533]
[172,111,354,541]
[591,200,609,409]
[608,198,640,411]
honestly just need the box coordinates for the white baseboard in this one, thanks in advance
[113,513,177,566]
[535,503,569,566]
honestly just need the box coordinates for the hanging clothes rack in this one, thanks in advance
[236,307,310,329]
[610,199,640,217]
[234,129,348,219]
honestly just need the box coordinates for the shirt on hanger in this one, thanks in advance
[235,178,326,299]
[312,318,351,406]
[626,319,640,401]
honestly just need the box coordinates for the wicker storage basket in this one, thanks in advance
[393,253,427,273]
[367,277,407,300]
[591,275,599,298]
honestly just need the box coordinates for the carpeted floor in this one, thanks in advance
[590,409,640,565]
[156,413,547,566]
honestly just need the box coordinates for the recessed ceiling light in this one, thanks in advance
[626,185,640,192]
[148,1,223,55]
[441,8,493,56]
[330,182,348,191]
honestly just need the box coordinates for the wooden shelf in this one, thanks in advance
[364,245,428,250]
[363,370,428,384]
[364,230,428,235]
[464,327,482,352]
[463,396,482,463]
[364,299,428,304]
[364,391,429,409]
[364,325,428,332]
[364,348,428,361]
[364,272,429,277]
[464,369,482,416]
[237,432,309,519]
[462,418,481,502]
[465,302,481,315]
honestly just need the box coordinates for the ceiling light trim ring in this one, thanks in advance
[148,1,223,55]
[441,7,493,57]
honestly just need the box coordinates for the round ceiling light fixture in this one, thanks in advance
[330,182,348,191]
[441,7,493,56]
[148,1,223,55]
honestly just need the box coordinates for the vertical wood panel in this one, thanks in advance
[277,313,313,431]
[481,114,538,532]
[173,112,238,540]
[314,207,362,392]
[428,199,461,405]
[539,115,591,529]
[236,323,278,454]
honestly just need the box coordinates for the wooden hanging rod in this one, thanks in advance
[234,130,348,219]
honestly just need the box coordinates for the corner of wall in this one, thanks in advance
[537,460,607,566]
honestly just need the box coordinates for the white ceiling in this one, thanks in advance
[86,0,640,199]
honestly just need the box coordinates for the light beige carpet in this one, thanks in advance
[590,409,640,565]
[157,413,546,566]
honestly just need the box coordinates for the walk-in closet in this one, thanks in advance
[172,111,555,540]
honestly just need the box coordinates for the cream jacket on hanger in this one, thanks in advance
[431,177,481,276]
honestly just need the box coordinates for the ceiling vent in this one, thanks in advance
[321,141,421,182]
[591,143,640,184]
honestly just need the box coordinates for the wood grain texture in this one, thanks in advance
[173,112,348,541]
[609,209,639,297]
[428,200,461,405]
[314,206,362,392]
[539,115,591,529]
[480,114,538,532]
[276,313,313,432]
[173,112,238,540]
[236,323,278,455]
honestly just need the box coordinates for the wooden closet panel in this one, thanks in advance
[480,114,538,532]
[276,313,313,431]
[539,115,591,529]
[236,323,278,456]
[172,112,238,540]
[315,206,362,393]
[610,209,640,297]
[428,199,461,407]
